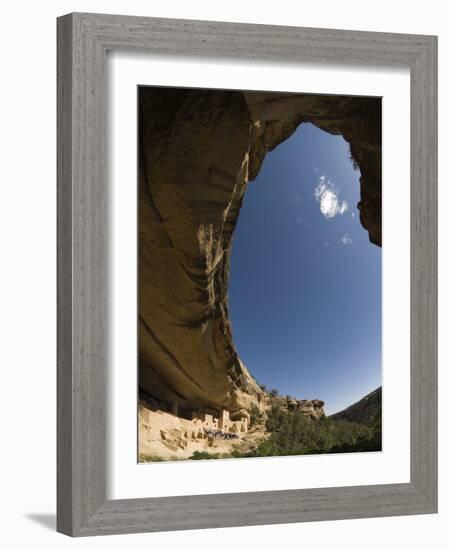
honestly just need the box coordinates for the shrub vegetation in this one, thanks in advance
[237,406,381,458]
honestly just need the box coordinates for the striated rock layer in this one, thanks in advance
[139,88,381,417]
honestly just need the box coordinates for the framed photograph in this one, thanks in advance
[57,12,437,536]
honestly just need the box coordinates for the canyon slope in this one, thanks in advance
[330,387,382,425]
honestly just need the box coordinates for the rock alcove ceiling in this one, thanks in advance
[138,88,381,418]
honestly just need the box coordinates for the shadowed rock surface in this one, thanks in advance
[139,88,381,416]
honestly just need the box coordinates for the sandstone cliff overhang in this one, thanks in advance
[138,88,381,415]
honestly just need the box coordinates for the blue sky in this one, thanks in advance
[228,123,381,415]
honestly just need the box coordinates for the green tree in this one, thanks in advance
[250,404,261,427]
[248,408,380,457]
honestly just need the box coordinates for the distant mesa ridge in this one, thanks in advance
[330,387,382,425]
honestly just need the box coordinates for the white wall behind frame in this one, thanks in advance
[108,52,410,500]
[0,1,445,550]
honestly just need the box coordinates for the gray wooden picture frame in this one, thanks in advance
[57,12,438,537]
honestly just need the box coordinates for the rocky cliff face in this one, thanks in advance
[139,88,381,417]
[270,396,326,420]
